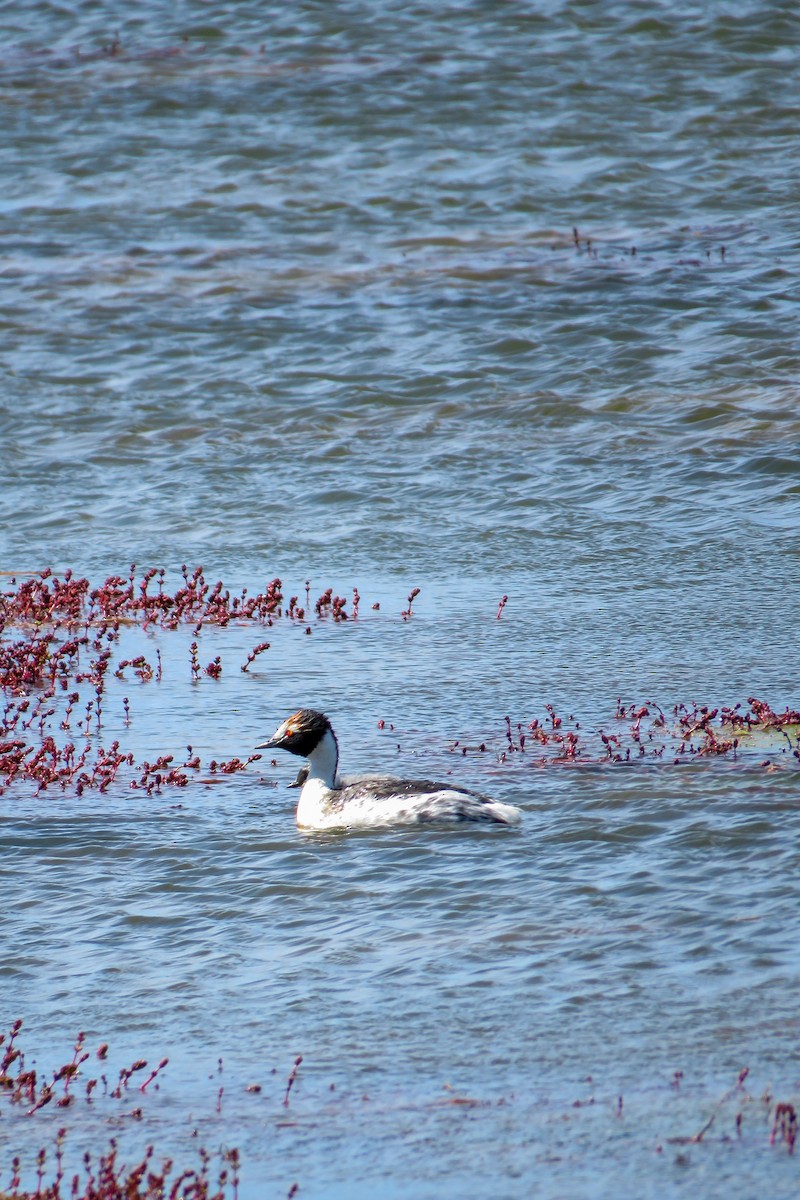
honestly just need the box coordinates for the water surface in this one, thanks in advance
[1,2,799,1196]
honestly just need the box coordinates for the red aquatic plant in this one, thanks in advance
[401,587,421,620]
[2,568,799,797]
[240,642,270,673]
[770,1101,798,1154]
[3,1135,240,1199]
[314,587,333,616]
[282,1056,303,1107]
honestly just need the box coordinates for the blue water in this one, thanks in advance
[1,2,799,1196]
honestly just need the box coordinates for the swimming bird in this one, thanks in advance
[256,708,522,830]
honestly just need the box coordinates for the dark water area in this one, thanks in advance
[1,2,799,1197]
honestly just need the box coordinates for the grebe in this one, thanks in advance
[289,763,397,790]
[256,709,522,830]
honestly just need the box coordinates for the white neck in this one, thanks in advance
[304,727,339,788]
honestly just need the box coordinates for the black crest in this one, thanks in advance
[258,709,333,758]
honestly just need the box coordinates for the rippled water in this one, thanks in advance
[1,2,799,1196]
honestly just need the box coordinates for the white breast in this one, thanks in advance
[295,777,341,829]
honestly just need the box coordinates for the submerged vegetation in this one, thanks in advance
[2,568,798,1193]
[1,566,800,798]
[0,1021,241,1200]
[0,566,352,795]
[1,1020,796,1198]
